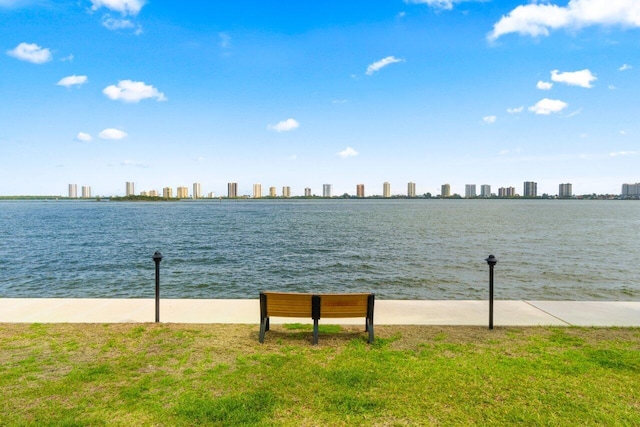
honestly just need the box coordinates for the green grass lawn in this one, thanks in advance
[1,323,638,426]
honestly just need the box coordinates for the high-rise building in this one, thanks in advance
[498,187,516,197]
[622,183,640,197]
[356,184,365,198]
[228,182,238,198]
[558,183,573,198]
[407,182,416,198]
[68,184,77,198]
[523,181,537,198]
[163,187,173,198]
[193,183,202,199]
[465,184,477,198]
[81,186,91,198]
[383,182,391,198]
[304,187,312,197]
[441,183,451,198]
[480,185,491,198]
[253,184,262,199]
[126,181,135,196]
[149,190,159,197]
[282,186,291,198]
[207,192,215,198]
[323,184,332,198]
[269,187,277,197]
[177,186,189,198]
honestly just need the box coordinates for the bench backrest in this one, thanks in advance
[319,293,370,318]
[261,292,373,319]
[262,292,314,317]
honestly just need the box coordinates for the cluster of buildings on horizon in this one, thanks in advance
[66,181,640,200]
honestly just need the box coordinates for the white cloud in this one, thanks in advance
[619,130,626,135]
[102,16,135,30]
[608,84,616,90]
[99,128,128,140]
[366,56,403,76]
[75,132,93,142]
[507,106,524,114]
[537,81,553,90]
[6,42,52,64]
[405,0,459,10]
[565,108,582,118]
[287,154,298,161]
[489,0,640,41]
[619,64,632,71]
[332,99,348,104]
[551,69,596,88]
[529,98,568,115]
[609,151,637,157]
[103,80,166,103]
[60,54,74,62]
[120,159,148,167]
[267,118,299,132]
[90,0,145,16]
[337,147,359,158]
[483,115,497,124]
[57,75,88,88]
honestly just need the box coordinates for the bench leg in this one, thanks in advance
[367,317,374,344]
[259,317,268,343]
[313,318,319,345]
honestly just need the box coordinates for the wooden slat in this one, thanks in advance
[320,293,370,318]
[263,292,313,317]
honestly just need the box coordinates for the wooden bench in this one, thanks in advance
[259,291,375,344]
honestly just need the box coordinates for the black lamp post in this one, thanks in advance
[485,254,497,330]
[153,251,163,323]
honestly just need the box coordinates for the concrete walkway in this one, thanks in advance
[0,299,638,327]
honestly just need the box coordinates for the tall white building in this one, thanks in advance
[465,184,477,198]
[228,182,238,198]
[323,184,332,198]
[81,186,91,198]
[304,187,312,197]
[622,183,640,197]
[126,181,135,196]
[269,187,276,197]
[68,184,77,198]
[383,182,391,198]
[407,182,416,198]
[193,183,202,199]
[282,186,291,198]
[558,183,572,198]
[523,181,537,198]
[441,183,451,198]
[480,185,491,198]
[177,186,189,198]
[253,184,262,198]
[163,187,173,198]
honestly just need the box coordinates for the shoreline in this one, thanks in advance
[1,298,638,327]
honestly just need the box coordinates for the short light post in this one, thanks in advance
[485,254,497,330]
[153,251,163,323]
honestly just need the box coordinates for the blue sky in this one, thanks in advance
[1,0,638,196]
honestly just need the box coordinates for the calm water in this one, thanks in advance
[0,199,638,300]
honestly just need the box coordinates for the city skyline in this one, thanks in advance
[1,1,639,196]
[60,179,640,198]
[59,179,640,199]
